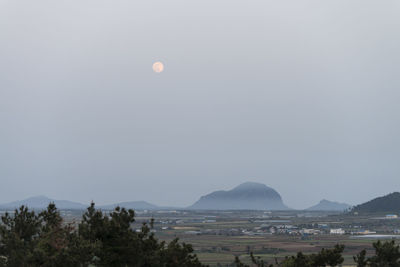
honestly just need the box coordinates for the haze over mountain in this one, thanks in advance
[189,182,289,210]
[306,199,351,211]
[2,190,400,212]
[0,196,87,210]
[351,192,400,214]
[0,196,167,211]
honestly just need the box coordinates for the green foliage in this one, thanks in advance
[234,244,344,267]
[233,241,400,267]
[0,203,94,267]
[0,205,41,266]
[79,204,139,266]
[157,238,204,267]
[0,203,206,267]
[370,240,400,266]
[233,252,274,267]
[353,240,400,267]
[354,249,368,267]
[280,244,344,267]
[2,203,400,267]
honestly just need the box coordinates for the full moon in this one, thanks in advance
[152,61,164,73]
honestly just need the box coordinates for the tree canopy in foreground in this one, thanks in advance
[0,203,204,267]
[1,203,400,267]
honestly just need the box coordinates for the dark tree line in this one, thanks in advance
[233,245,345,267]
[1,203,400,267]
[0,203,205,267]
[234,241,400,267]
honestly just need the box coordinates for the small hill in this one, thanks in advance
[306,199,350,211]
[99,201,159,210]
[0,196,87,210]
[189,182,289,210]
[351,192,400,214]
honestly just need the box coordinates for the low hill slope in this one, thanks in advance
[351,192,400,214]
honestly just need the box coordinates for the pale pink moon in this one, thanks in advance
[152,61,164,73]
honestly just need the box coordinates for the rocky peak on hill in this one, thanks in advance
[189,182,289,210]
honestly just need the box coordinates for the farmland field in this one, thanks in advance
[125,210,400,266]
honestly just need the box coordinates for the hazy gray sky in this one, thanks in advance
[1,0,400,209]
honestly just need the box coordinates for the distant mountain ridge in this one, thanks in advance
[0,196,87,210]
[189,182,289,210]
[351,192,400,214]
[306,199,350,211]
[0,196,162,211]
[3,189,398,212]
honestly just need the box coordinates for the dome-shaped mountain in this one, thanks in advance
[188,182,289,210]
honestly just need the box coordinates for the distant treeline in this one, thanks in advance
[235,241,400,267]
[0,203,400,267]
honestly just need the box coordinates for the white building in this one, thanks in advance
[330,228,345,235]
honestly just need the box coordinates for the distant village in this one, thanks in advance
[129,210,400,240]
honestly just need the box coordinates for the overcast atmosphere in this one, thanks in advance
[1,0,400,209]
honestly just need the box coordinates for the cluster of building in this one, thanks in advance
[177,224,395,237]
[147,212,400,237]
